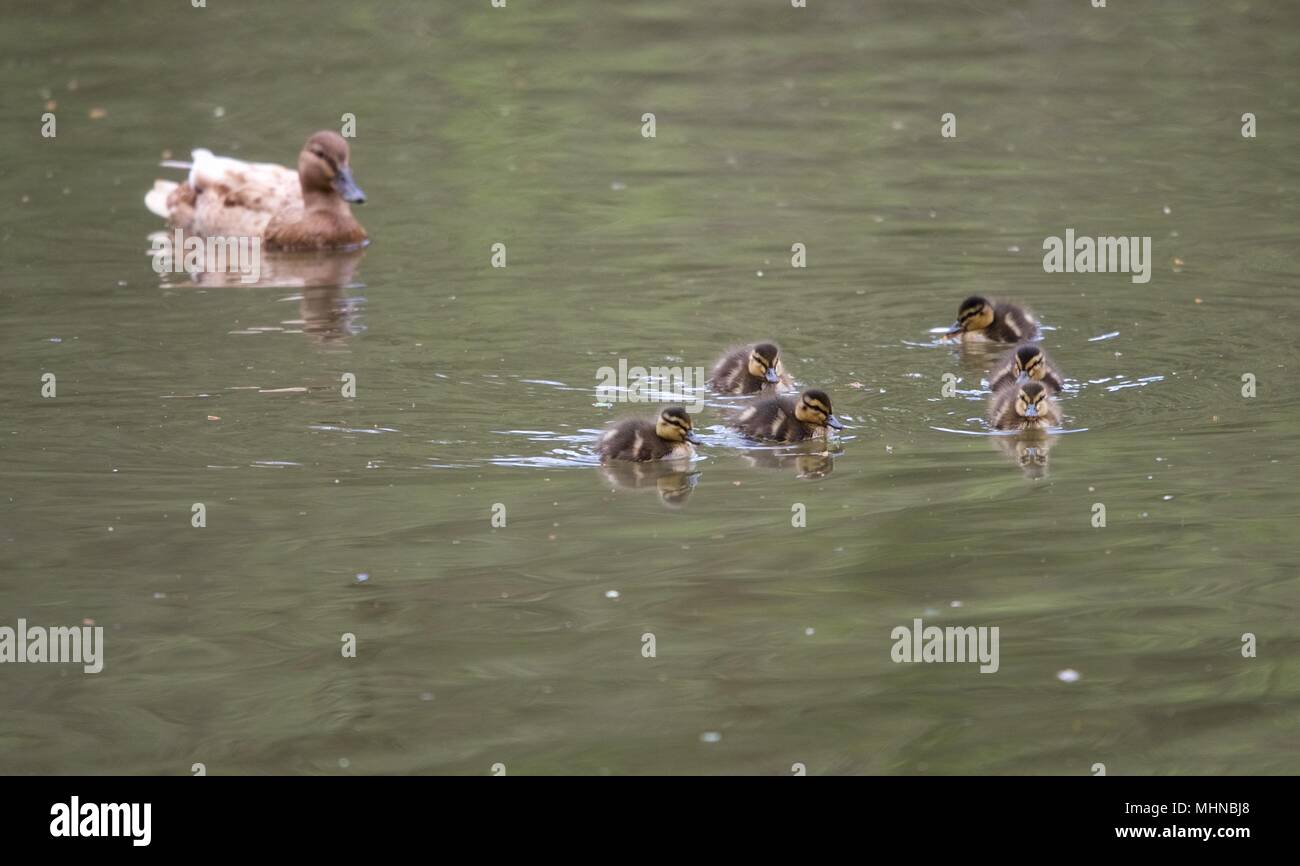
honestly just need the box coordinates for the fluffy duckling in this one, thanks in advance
[708,342,794,394]
[733,389,843,443]
[145,131,367,251]
[989,344,1064,394]
[946,296,1039,343]
[597,406,700,463]
[988,380,1061,431]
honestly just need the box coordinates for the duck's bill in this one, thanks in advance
[334,167,366,203]
[764,368,779,383]
[1023,405,1038,418]
[944,323,962,338]
[685,432,702,444]
[1015,372,1030,384]
[826,415,844,430]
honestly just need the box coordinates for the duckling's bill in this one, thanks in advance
[334,166,365,203]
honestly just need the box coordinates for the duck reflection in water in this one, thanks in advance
[739,447,835,479]
[149,237,364,289]
[599,458,700,509]
[148,240,365,343]
[299,283,363,344]
[991,432,1056,479]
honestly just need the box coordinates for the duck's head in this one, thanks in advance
[656,406,700,444]
[1013,381,1051,424]
[298,131,366,203]
[746,342,783,384]
[1011,344,1047,384]
[794,389,844,430]
[947,296,994,337]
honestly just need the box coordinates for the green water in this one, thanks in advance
[1,0,1297,775]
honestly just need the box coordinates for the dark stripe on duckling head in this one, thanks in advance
[1017,381,1048,417]
[658,405,698,442]
[1015,344,1042,375]
[752,342,780,366]
[661,406,691,427]
[796,389,836,425]
[802,390,832,414]
[957,296,989,321]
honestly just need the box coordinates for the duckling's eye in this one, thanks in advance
[311,148,338,170]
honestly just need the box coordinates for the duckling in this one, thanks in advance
[144,131,367,251]
[597,406,700,463]
[946,296,1039,343]
[732,389,843,443]
[989,344,1064,394]
[988,380,1061,430]
[707,342,794,394]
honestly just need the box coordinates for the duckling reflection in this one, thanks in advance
[738,448,836,479]
[991,433,1056,479]
[149,236,365,290]
[300,284,360,343]
[599,458,700,508]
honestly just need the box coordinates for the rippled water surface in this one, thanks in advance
[1,0,1297,774]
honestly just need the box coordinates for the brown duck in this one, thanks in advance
[144,131,367,251]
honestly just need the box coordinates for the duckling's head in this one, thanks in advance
[947,295,994,336]
[1013,381,1051,423]
[1011,344,1047,383]
[794,389,844,430]
[655,406,700,444]
[299,131,366,203]
[746,343,783,384]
